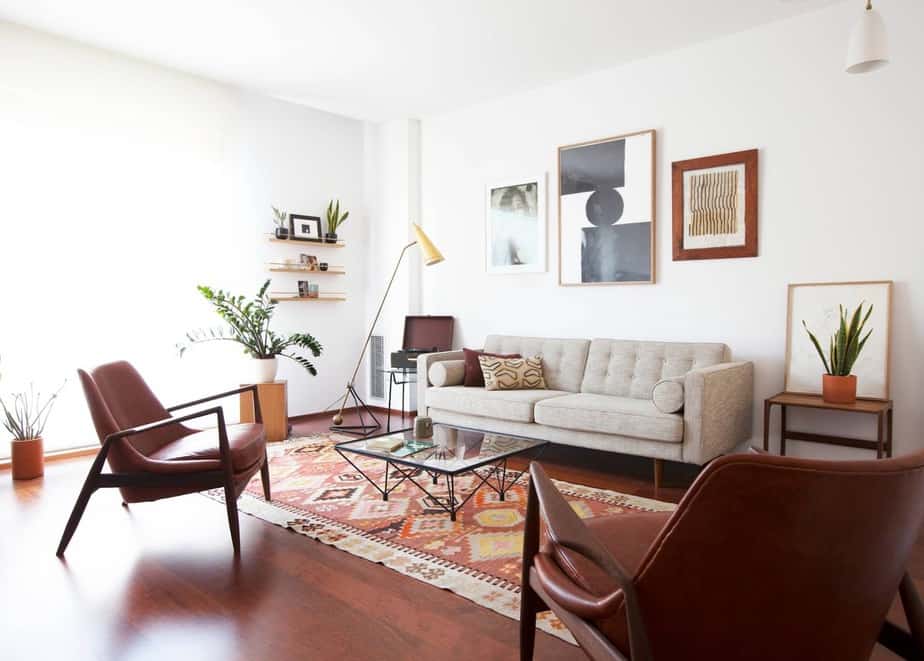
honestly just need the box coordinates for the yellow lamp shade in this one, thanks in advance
[412,223,444,266]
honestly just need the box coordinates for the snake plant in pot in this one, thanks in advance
[802,302,873,404]
[272,205,289,239]
[324,199,349,243]
[0,366,65,480]
[179,280,322,383]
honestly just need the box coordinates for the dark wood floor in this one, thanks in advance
[0,410,915,660]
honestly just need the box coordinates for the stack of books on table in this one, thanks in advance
[365,436,405,452]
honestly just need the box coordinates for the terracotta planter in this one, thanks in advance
[11,437,44,480]
[823,374,857,404]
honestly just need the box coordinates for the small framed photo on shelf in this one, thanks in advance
[300,254,319,270]
[297,280,310,297]
[290,214,322,242]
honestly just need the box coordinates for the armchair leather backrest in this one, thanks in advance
[629,452,924,660]
[79,362,189,465]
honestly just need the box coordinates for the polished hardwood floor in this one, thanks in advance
[0,411,916,660]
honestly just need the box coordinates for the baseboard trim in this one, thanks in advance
[289,406,417,424]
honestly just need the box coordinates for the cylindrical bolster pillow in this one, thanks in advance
[429,359,466,387]
[651,376,685,413]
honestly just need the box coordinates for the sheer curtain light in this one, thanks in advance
[846,0,890,74]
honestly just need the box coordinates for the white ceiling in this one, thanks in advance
[0,0,843,121]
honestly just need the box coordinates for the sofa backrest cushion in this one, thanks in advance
[581,339,730,399]
[483,335,590,392]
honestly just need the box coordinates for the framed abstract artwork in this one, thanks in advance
[289,214,322,242]
[672,149,758,261]
[558,129,656,285]
[784,280,893,400]
[485,175,546,274]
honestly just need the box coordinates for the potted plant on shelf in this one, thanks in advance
[324,199,349,243]
[803,302,873,404]
[272,206,289,239]
[179,279,323,383]
[1,379,65,480]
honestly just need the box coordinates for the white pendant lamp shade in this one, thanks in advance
[846,4,889,74]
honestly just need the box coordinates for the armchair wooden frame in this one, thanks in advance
[56,385,269,557]
[520,461,924,661]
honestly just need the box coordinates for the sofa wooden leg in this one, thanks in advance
[653,459,663,493]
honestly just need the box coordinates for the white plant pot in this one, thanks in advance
[252,357,278,383]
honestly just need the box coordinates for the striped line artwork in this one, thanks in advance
[689,169,738,236]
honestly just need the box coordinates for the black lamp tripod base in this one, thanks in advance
[330,385,381,435]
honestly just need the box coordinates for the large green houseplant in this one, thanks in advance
[179,279,322,382]
[802,301,873,404]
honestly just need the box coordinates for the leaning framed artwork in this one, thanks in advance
[784,280,893,400]
[289,214,322,242]
[672,149,758,261]
[485,175,546,274]
[558,129,656,285]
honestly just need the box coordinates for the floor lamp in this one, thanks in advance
[331,223,444,434]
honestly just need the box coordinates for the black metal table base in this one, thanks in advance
[334,452,533,522]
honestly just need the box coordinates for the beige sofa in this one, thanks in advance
[417,335,753,476]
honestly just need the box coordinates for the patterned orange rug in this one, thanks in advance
[216,435,676,643]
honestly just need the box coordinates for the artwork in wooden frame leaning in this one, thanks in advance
[671,148,758,261]
[784,280,893,402]
[557,129,656,285]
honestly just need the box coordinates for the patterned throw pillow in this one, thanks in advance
[478,355,546,391]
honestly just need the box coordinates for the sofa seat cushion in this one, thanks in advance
[534,394,683,443]
[426,386,571,423]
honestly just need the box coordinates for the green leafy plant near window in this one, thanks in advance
[325,199,349,235]
[178,280,323,375]
[802,302,873,376]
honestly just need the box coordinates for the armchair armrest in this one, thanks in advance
[167,385,262,423]
[97,406,234,475]
[683,361,754,464]
[416,350,464,415]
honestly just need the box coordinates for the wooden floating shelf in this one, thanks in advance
[268,267,346,275]
[271,295,346,302]
[268,236,346,248]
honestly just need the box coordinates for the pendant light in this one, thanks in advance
[845,0,889,74]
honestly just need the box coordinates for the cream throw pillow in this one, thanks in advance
[651,375,685,413]
[478,355,546,391]
[428,359,465,387]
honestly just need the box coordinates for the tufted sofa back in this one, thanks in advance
[483,335,591,392]
[581,339,730,399]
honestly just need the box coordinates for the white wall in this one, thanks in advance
[0,22,367,454]
[361,119,422,410]
[419,1,924,458]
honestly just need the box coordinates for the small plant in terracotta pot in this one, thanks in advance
[1,381,65,480]
[803,302,873,404]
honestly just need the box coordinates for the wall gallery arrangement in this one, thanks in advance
[784,280,893,400]
[557,129,656,286]
[485,175,546,274]
[672,149,759,261]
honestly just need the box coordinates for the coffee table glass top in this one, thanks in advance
[335,424,547,475]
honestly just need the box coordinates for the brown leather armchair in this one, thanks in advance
[521,453,924,661]
[56,361,271,556]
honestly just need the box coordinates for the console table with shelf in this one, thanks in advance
[763,392,893,458]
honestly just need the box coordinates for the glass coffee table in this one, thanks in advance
[335,424,548,521]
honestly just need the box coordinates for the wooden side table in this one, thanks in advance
[763,392,893,458]
[240,380,289,442]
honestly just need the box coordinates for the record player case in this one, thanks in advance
[390,315,454,370]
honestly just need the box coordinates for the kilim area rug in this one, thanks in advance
[207,435,676,643]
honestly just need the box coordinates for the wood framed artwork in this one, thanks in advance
[485,174,546,274]
[784,280,893,400]
[289,214,322,242]
[672,148,758,261]
[558,129,656,285]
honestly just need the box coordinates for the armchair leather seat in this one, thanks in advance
[150,423,266,472]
